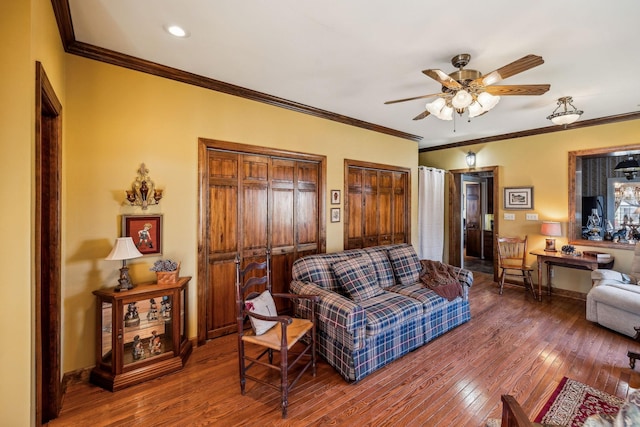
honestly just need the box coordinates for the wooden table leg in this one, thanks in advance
[536,260,543,302]
[547,264,553,297]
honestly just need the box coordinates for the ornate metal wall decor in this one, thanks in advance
[125,163,163,209]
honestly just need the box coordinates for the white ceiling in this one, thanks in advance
[67,0,640,149]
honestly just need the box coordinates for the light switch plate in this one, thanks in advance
[526,213,539,220]
[504,213,515,220]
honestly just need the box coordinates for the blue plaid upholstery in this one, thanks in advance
[387,244,422,285]
[290,244,473,382]
[332,257,384,302]
[363,247,396,289]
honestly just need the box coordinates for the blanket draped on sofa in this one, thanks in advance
[419,260,463,301]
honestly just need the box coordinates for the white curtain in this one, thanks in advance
[418,166,445,261]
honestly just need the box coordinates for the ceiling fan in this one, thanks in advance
[385,54,550,121]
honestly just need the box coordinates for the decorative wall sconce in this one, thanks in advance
[125,163,163,209]
[465,151,476,168]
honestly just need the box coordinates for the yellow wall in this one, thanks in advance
[63,55,419,373]
[1,0,67,424]
[420,120,640,294]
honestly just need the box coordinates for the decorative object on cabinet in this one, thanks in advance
[122,214,163,256]
[105,237,143,292]
[540,221,562,252]
[331,208,340,223]
[90,277,192,391]
[503,187,533,210]
[331,189,340,205]
[125,163,163,209]
[150,259,180,284]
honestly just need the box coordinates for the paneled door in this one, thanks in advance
[198,139,326,342]
[344,160,410,249]
[465,182,482,258]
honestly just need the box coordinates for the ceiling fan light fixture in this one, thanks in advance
[438,105,454,120]
[425,97,446,115]
[451,90,473,109]
[477,92,500,112]
[547,96,583,126]
[468,101,484,118]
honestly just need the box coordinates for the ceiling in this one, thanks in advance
[64,0,640,150]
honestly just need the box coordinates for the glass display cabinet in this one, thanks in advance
[90,277,192,391]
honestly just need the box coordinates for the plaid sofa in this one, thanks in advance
[290,243,473,382]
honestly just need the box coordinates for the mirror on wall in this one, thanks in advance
[569,144,640,249]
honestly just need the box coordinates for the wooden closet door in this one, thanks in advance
[344,161,410,250]
[206,151,241,338]
[204,148,323,339]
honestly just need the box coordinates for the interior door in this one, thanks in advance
[465,182,482,258]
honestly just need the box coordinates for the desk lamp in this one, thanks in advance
[541,221,562,252]
[105,237,143,291]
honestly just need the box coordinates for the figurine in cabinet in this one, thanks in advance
[124,302,140,327]
[149,330,162,355]
[132,335,144,360]
[147,298,158,321]
[161,296,171,321]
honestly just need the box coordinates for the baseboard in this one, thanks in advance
[503,279,587,301]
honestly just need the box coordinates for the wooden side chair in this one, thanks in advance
[496,236,536,299]
[234,251,319,418]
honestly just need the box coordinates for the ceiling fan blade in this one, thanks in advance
[413,110,431,120]
[474,55,545,86]
[484,84,550,96]
[422,69,463,90]
[384,92,442,105]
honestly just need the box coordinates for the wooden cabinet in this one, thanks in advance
[345,161,410,249]
[90,277,192,391]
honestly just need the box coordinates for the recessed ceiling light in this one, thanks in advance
[164,25,190,38]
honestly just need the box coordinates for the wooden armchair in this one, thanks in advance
[496,236,536,298]
[234,251,319,418]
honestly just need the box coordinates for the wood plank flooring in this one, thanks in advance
[49,273,640,426]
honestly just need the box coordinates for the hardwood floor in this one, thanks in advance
[49,273,640,426]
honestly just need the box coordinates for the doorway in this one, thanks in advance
[35,62,62,424]
[448,166,499,279]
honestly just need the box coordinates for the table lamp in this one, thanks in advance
[540,221,562,252]
[105,237,143,291]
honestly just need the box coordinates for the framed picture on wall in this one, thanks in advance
[331,190,341,205]
[122,214,163,256]
[331,208,340,223]
[504,187,534,210]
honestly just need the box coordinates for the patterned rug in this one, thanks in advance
[534,377,625,426]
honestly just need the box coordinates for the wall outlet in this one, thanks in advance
[526,213,539,220]
[504,213,515,220]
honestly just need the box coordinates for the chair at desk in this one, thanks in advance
[496,236,536,298]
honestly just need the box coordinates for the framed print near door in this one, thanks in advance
[122,214,163,255]
[504,187,534,210]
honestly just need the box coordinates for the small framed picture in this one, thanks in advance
[122,214,163,256]
[331,208,341,223]
[331,190,341,205]
[504,187,534,210]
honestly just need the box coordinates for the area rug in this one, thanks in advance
[534,377,625,426]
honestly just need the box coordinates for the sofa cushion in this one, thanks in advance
[387,244,421,285]
[332,257,384,302]
[358,292,423,336]
[365,249,396,289]
[245,290,278,335]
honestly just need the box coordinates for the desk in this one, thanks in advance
[529,250,614,301]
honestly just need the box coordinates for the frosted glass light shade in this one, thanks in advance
[468,101,484,118]
[550,113,581,126]
[477,92,500,112]
[425,97,446,115]
[452,90,473,109]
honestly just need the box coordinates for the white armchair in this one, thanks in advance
[587,244,640,337]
